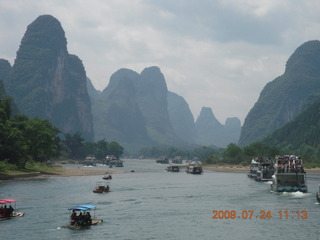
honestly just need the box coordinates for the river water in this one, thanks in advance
[1,159,320,240]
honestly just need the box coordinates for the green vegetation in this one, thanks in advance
[62,133,124,160]
[0,96,61,169]
[0,95,124,174]
[239,40,320,146]
[138,142,284,166]
[263,99,320,166]
[219,142,282,165]
[138,145,223,161]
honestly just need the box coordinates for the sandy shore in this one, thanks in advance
[47,167,124,177]
[203,164,249,173]
[0,167,124,181]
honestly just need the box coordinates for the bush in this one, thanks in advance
[0,161,18,172]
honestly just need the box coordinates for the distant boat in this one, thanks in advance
[103,175,112,180]
[248,158,260,178]
[62,205,103,229]
[166,165,180,172]
[83,155,96,166]
[172,156,183,164]
[115,160,124,167]
[93,181,111,193]
[271,155,307,192]
[0,199,24,220]
[186,165,203,174]
[248,157,274,181]
[106,155,124,167]
[156,157,169,164]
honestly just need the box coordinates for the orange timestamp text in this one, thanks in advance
[212,210,308,220]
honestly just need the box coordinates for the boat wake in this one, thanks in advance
[282,191,310,198]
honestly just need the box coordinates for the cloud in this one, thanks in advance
[1,0,320,124]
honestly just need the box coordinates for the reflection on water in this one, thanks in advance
[1,159,320,239]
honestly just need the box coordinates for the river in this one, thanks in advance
[1,159,320,240]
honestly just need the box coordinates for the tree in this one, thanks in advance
[63,132,84,159]
[0,97,12,123]
[223,143,244,164]
[9,115,61,167]
[108,141,124,159]
[23,118,60,162]
[96,139,109,159]
[243,142,280,158]
[0,121,28,167]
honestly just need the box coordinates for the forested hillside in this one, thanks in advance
[239,40,320,147]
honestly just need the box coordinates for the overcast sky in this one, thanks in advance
[1,0,320,124]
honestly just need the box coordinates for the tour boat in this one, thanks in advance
[186,165,203,174]
[254,158,274,182]
[271,155,307,192]
[166,165,180,172]
[247,158,260,178]
[62,205,103,229]
[0,199,24,220]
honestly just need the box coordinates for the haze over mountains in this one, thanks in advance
[2,14,320,156]
[0,15,241,154]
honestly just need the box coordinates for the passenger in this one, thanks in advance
[8,205,14,216]
[3,205,10,218]
[84,212,92,225]
[76,212,83,225]
[70,210,77,225]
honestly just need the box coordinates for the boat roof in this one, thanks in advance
[68,205,96,211]
[0,199,17,204]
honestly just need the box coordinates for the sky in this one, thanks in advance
[1,0,320,124]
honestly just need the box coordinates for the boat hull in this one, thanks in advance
[62,219,103,229]
[93,190,110,193]
[0,212,24,221]
[271,174,308,192]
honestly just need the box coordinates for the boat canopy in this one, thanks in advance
[0,199,17,204]
[68,205,96,211]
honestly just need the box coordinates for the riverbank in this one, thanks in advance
[0,166,124,181]
[202,164,249,173]
[2,163,320,181]
[202,164,320,174]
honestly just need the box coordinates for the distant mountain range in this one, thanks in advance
[14,14,320,155]
[88,66,240,152]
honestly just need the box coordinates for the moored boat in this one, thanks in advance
[62,205,103,229]
[156,157,169,164]
[172,156,183,164]
[106,155,124,167]
[0,199,24,220]
[271,155,307,192]
[83,155,96,166]
[115,159,124,167]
